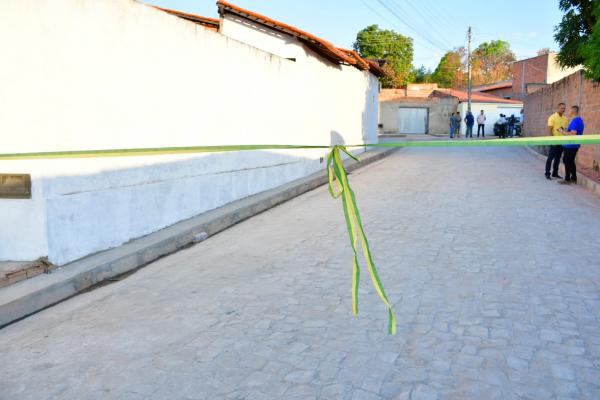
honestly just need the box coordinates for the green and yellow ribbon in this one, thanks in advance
[2,134,600,334]
[328,146,396,334]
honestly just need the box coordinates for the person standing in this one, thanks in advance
[449,113,456,138]
[508,114,516,137]
[545,102,569,180]
[453,112,462,138]
[497,114,507,138]
[465,111,475,138]
[561,105,585,184]
[477,110,486,138]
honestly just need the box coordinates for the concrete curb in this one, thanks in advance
[0,147,398,328]
[525,146,600,197]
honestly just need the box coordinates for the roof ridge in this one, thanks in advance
[217,0,356,66]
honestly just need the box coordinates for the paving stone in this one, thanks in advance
[507,356,528,371]
[541,329,563,343]
[410,384,438,400]
[284,370,316,384]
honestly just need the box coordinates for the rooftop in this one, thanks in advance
[472,80,513,92]
[216,1,384,77]
[154,6,220,31]
[435,89,522,104]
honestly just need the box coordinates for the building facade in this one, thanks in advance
[0,0,383,265]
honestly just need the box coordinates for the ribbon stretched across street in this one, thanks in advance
[3,135,600,334]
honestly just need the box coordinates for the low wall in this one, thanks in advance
[523,70,600,171]
[0,0,378,264]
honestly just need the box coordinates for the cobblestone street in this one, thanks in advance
[2,147,600,400]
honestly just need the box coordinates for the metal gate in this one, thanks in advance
[397,107,428,134]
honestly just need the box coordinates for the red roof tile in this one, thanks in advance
[473,80,513,92]
[365,59,386,78]
[435,89,522,104]
[338,48,370,70]
[217,1,357,66]
[154,6,220,31]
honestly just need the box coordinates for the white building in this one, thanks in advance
[0,0,383,266]
[435,89,523,136]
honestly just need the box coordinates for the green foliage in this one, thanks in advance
[353,25,414,87]
[413,65,433,83]
[430,40,515,88]
[471,40,516,85]
[554,0,598,69]
[431,48,466,88]
[577,1,600,80]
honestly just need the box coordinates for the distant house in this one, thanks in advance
[379,84,522,136]
[472,52,582,101]
[435,89,523,135]
[379,84,458,135]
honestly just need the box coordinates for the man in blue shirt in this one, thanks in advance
[561,105,585,184]
[464,111,475,138]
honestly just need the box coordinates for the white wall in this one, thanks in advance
[458,103,522,136]
[0,0,379,265]
[546,53,583,85]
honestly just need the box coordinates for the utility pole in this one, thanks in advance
[467,26,472,113]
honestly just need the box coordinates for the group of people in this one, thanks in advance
[545,102,585,184]
[448,110,487,139]
[495,113,520,138]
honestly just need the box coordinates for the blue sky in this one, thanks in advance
[143,0,564,70]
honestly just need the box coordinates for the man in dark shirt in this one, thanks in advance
[464,111,475,138]
[561,105,585,184]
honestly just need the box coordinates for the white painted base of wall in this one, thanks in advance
[2,148,366,266]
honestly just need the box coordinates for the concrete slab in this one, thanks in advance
[0,147,397,327]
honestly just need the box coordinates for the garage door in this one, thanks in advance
[397,107,428,134]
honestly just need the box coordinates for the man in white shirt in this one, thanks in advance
[497,114,507,138]
[477,110,486,138]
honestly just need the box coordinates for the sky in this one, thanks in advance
[143,0,564,70]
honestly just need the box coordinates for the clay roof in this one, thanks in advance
[473,80,513,92]
[217,1,357,66]
[338,48,369,70]
[154,6,220,31]
[365,59,386,77]
[435,89,522,104]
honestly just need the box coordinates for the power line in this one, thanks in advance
[358,0,448,54]
[388,0,455,49]
[375,0,450,52]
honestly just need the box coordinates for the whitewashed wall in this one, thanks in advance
[0,0,379,265]
[457,103,523,136]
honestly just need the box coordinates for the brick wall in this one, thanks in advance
[480,86,515,99]
[513,54,548,96]
[524,70,600,173]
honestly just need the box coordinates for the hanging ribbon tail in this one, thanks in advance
[328,145,397,334]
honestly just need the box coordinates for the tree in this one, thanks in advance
[537,47,552,55]
[431,48,466,88]
[554,0,598,68]
[353,25,414,87]
[470,40,516,85]
[555,0,600,81]
[413,65,433,83]
[580,2,600,80]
